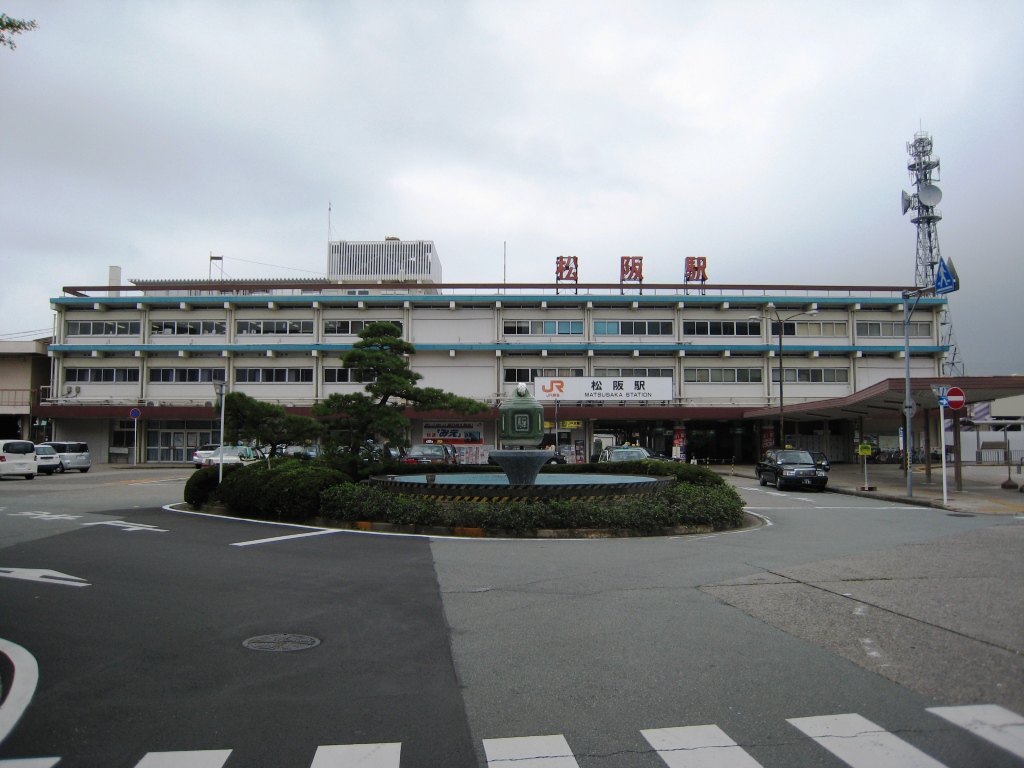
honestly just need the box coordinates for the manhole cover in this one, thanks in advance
[242,634,321,652]
[947,513,975,518]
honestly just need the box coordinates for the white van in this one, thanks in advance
[0,440,37,479]
[39,441,92,473]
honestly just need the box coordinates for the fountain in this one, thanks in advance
[371,384,671,500]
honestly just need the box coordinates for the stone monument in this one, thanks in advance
[490,383,552,485]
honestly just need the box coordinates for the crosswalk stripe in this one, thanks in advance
[641,724,765,767]
[0,760,61,767]
[787,714,947,768]
[133,751,232,768]
[309,742,402,767]
[482,734,580,767]
[927,704,1024,759]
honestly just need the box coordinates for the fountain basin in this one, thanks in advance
[370,472,673,501]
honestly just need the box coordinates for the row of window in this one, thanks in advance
[149,368,227,383]
[682,321,761,336]
[684,368,764,383]
[236,320,315,335]
[65,368,140,382]
[66,321,142,336]
[595,321,675,336]
[504,320,584,336]
[324,320,402,335]
[235,368,315,383]
[593,368,674,377]
[770,367,850,383]
[503,368,586,383]
[855,321,932,338]
[771,321,849,337]
[151,321,227,336]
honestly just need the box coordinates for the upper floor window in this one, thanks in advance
[65,367,140,383]
[149,368,226,383]
[771,367,850,383]
[504,320,583,336]
[682,321,759,336]
[503,367,584,383]
[323,320,402,335]
[595,321,673,336]
[235,368,314,383]
[236,320,313,335]
[594,368,674,377]
[151,320,226,336]
[67,321,141,336]
[323,368,377,383]
[770,321,848,337]
[855,321,931,338]
[684,367,763,383]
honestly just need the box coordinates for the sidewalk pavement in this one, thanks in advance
[722,462,1024,516]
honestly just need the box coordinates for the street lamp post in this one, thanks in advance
[751,304,818,449]
[213,381,227,484]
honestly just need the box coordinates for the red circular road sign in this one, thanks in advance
[945,387,966,410]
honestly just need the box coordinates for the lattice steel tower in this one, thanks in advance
[903,131,965,375]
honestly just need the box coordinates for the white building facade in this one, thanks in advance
[38,243,948,464]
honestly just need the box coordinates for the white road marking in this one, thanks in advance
[81,521,167,533]
[8,511,82,521]
[133,751,232,767]
[853,605,868,616]
[310,742,402,767]
[641,724,765,767]
[0,568,90,588]
[0,640,41,747]
[231,530,340,547]
[927,704,1024,759]
[788,713,947,767]
[0,759,61,767]
[859,638,883,658]
[483,735,580,767]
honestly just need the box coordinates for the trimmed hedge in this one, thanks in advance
[184,464,244,508]
[319,481,745,534]
[196,460,350,521]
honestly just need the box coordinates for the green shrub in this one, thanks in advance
[213,460,349,520]
[319,479,745,534]
[183,464,244,508]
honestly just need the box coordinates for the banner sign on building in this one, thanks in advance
[620,256,643,291]
[422,422,484,444]
[535,377,673,401]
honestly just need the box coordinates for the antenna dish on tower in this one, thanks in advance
[901,190,913,215]
[918,184,942,206]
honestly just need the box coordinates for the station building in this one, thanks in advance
[37,241,957,465]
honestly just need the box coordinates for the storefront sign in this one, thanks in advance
[544,420,583,429]
[422,422,484,444]
[535,377,673,401]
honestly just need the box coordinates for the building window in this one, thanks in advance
[65,367,140,383]
[148,368,227,383]
[855,321,931,338]
[594,368,674,377]
[503,320,584,336]
[323,320,402,335]
[769,321,848,337]
[235,368,314,383]
[235,320,314,335]
[681,321,760,336]
[594,321,673,336]
[323,368,376,383]
[111,420,136,448]
[502,367,584,383]
[684,368,764,383]
[67,320,141,336]
[150,320,227,336]
[770,367,850,383]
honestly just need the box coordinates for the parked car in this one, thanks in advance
[756,449,829,491]
[0,440,36,479]
[201,445,266,467]
[39,441,91,473]
[33,444,61,475]
[192,443,221,468]
[402,444,458,464]
[598,446,651,462]
[810,452,831,472]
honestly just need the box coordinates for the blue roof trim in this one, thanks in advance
[51,294,948,308]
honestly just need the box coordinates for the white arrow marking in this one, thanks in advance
[0,639,41,747]
[0,568,90,587]
[81,521,167,533]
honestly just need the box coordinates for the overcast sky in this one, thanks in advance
[2,1,1021,375]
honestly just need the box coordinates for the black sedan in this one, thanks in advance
[755,449,829,491]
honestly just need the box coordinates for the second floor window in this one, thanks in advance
[67,321,141,336]
[503,320,583,335]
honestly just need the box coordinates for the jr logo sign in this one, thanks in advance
[540,380,565,396]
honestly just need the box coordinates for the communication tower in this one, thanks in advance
[902,132,965,375]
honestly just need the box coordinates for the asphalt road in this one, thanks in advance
[1,468,1022,767]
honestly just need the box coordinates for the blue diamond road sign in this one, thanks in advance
[935,257,957,295]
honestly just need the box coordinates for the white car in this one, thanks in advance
[201,446,266,467]
[33,444,62,475]
[192,443,221,468]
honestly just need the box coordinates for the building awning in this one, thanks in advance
[742,376,1024,423]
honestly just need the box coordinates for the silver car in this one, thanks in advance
[39,441,92,473]
[201,445,266,467]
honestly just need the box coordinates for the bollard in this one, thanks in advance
[730,455,735,476]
